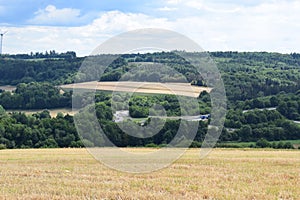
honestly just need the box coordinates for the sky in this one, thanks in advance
[0,0,300,56]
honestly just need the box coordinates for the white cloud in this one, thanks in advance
[28,5,88,25]
[3,11,172,56]
[184,0,206,10]
[3,1,300,56]
[158,6,178,11]
[162,0,300,52]
[165,0,243,14]
[166,0,183,5]
[87,11,171,33]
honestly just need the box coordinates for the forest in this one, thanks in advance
[0,51,300,149]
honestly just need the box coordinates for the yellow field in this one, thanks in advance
[60,81,211,97]
[0,148,299,199]
[6,108,77,117]
[0,85,16,92]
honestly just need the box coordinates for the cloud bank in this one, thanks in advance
[1,1,300,55]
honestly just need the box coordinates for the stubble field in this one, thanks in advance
[0,148,299,199]
[5,108,76,118]
[60,81,211,98]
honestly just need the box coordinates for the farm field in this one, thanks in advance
[0,85,16,92]
[0,148,299,199]
[6,108,77,117]
[60,81,211,97]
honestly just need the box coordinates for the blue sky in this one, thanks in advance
[0,0,171,26]
[0,0,300,55]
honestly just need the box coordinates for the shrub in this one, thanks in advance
[0,143,6,150]
[190,141,202,148]
[276,141,284,149]
[145,143,159,148]
[256,138,271,148]
[283,142,293,149]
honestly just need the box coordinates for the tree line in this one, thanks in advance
[0,54,82,85]
[0,91,299,149]
[0,82,71,109]
[0,106,81,149]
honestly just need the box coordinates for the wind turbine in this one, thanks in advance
[0,31,8,55]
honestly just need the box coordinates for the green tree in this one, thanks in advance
[256,138,270,148]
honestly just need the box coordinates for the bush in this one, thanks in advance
[81,139,95,147]
[42,138,59,148]
[283,142,293,149]
[145,143,159,148]
[256,138,271,148]
[271,142,277,149]
[276,141,284,149]
[70,141,84,148]
[159,143,167,148]
[0,143,6,150]
[190,141,202,148]
[272,141,294,149]
[215,143,242,148]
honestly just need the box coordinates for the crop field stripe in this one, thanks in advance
[61,81,211,98]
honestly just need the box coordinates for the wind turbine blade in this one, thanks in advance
[0,31,7,35]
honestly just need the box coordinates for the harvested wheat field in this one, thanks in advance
[6,108,77,117]
[60,81,211,97]
[0,148,299,199]
[0,85,16,92]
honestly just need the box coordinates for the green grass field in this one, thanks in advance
[1,148,299,199]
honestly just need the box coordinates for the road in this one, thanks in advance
[113,110,210,122]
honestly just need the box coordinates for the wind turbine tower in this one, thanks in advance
[0,31,7,55]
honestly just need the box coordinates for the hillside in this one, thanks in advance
[0,51,300,149]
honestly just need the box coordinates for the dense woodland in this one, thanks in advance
[0,52,81,85]
[0,82,71,109]
[0,51,300,149]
